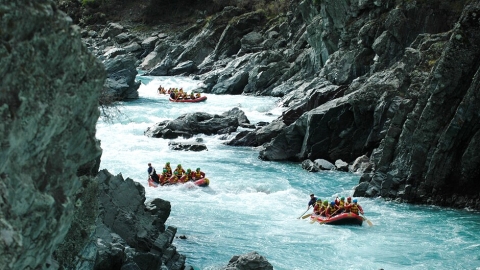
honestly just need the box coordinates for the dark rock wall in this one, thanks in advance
[256,1,480,209]
[356,2,480,208]
[0,0,105,269]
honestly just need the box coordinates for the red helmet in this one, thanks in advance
[347,197,352,201]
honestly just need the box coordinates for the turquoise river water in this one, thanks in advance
[95,75,480,270]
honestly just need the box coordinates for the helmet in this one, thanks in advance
[347,197,352,201]
[330,201,335,206]
[187,169,191,172]
[196,168,200,171]
[177,164,181,167]
[323,201,328,206]
[316,199,322,202]
[340,197,345,201]
[166,162,170,165]
[353,199,357,203]
[163,169,167,173]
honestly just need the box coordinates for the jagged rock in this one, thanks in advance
[212,71,249,94]
[115,32,133,43]
[141,36,159,50]
[124,42,143,53]
[335,159,349,172]
[301,159,319,172]
[221,251,273,270]
[59,170,184,269]
[349,155,373,174]
[314,159,336,170]
[0,0,105,268]
[145,108,249,139]
[238,31,264,55]
[168,142,208,152]
[104,54,141,100]
[145,198,172,224]
[101,22,125,38]
[170,60,197,75]
[226,119,285,147]
[104,47,127,58]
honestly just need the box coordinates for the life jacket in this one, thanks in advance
[174,168,184,175]
[194,171,203,178]
[326,206,337,216]
[339,201,345,208]
[169,175,178,184]
[314,203,321,213]
[350,204,360,214]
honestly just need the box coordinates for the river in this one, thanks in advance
[96,75,480,270]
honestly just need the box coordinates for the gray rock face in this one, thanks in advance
[258,1,480,209]
[145,108,250,139]
[168,141,208,151]
[56,170,184,269]
[221,251,273,270]
[104,54,141,100]
[355,2,480,208]
[0,0,105,268]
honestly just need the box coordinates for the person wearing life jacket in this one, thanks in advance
[313,199,323,215]
[184,168,194,181]
[344,197,353,213]
[147,163,160,184]
[350,199,364,215]
[195,92,201,98]
[336,197,346,214]
[193,168,205,180]
[307,194,317,211]
[160,169,169,185]
[174,164,185,176]
[325,201,339,218]
[168,171,180,185]
[319,200,329,216]
[164,162,172,177]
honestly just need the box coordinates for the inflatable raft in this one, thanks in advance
[310,212,363,226]
[169,96,207,103]
[148,176,209,188]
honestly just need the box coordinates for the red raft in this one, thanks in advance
[310,212,363,226]
[148,176,209,188]
[169,96,207,103]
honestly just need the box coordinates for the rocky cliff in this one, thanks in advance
[100,0,479,209]
[0,0,105,268]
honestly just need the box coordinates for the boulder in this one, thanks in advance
[168,142,208,152]
[104,54,141,100]
[221,252,273,270]
[145,108,250,139]
[313,159,336,170]
[335,159,349,172]
[301,159,319,172]
[101,22,125,39]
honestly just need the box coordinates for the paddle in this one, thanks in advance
[301,213,312,219]
[297,207,310,219]
[361,214,373,226]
